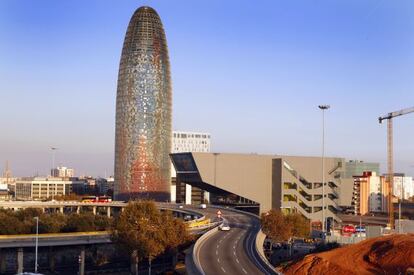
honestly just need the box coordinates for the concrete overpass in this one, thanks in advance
[0,201,213,274]
[0,201,203,220]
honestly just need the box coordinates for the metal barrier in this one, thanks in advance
[191,222,222,275]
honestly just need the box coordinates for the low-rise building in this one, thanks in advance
[392,174,413,200]
[15,177,85,200]
[51,166,75,178]
[97,177,114,195]
[171,152,345,228]
[352,172,389,215]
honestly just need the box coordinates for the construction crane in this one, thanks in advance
[378,106,414,229]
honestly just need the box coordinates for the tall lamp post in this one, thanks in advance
[51,147,58,176]
[318,105,330,233]
[34,216,39,273]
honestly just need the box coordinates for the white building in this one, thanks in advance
[15,177,84,200]
[172,131,211,153]
[51,166,75,178]
[171,131,211,204]
[368,173,384,213]
[393,174,413,200]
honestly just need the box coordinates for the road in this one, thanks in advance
[196,208,273,275]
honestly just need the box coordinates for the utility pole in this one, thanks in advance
[34,216,39,273]
[319,105,330,233]
[51,147,58,176]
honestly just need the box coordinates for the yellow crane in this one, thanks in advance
[378,106,414,229]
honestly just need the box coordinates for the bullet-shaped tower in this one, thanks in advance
[114,6,172,201]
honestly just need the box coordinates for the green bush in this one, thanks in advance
[0,208,112,234]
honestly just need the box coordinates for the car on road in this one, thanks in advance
[199,203,207,209]
[219,223,230,231]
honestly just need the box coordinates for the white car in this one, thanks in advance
[219,223,230,231]
[199,203,207,209]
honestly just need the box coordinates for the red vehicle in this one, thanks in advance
[342,225,356,235]
[82,196,112,203]
[97,196,112,203]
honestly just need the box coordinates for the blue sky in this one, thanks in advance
[1,0,414,177]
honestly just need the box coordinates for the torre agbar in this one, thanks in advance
[114,6,172,201]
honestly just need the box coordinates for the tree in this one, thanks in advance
[0,210,25,234]
[112,201,189,275]
[37,213,67,233]
[285,213,310,238]
[62,213,96,232]
[261,209,292,242]
[261,209,310,242]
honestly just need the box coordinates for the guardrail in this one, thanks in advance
[191,219,223,275]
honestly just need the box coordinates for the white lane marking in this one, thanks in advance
[242,267,248,274]
[216,250,218,255]
[221,267,226,273]
[236,258,240,264]
[219,239,223,243]
[233,251,236,256]
[217,257,220,263]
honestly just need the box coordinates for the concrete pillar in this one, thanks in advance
[106,207,111,218]
[79,246,85,275]
[59,207,64,214]
[48,247,55,272]
[17,248,23,274]
[92,206,97,215]
[131,250,138,275]
[0,249,7,274]
[77,206,80,214]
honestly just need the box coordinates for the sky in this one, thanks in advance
[1,0,414,177]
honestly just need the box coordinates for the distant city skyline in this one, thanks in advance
[1,1,414,177]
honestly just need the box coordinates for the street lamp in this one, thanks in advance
[34,216,39,273]
[51,147,58,176]
[318,105,330,233]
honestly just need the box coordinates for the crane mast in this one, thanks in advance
[378,106,414,230]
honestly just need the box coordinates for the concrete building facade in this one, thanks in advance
[171,152,345,226]
[15,177,84,200]
[392,174,413,200]
[343,160,380,178]
[172,131,211,153]
[352,172,389,215]
[51,166,75,178]
[171,131,211,204]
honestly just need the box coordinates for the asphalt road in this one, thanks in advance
[196,208,271,275]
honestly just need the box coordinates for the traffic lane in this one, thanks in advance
[199,221,254,275]
[199,229,231,274]
[218,224,249,274]
[195,207,269,274]
[227,214,265,275]
[225,215,255,275]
